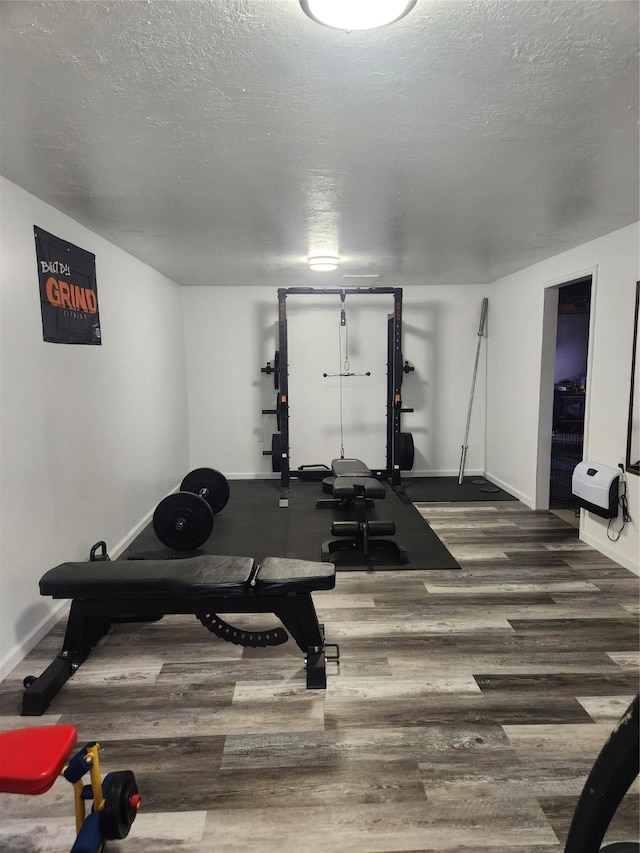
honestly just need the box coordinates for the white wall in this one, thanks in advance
[4,177,635,681]
[0,178,189,679]
[486,222,640,574]
[182,285,489,479]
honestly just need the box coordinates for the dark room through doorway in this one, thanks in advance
[550,276,592,511]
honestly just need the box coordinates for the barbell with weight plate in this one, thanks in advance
[153,468,230,551]
[180,467,230,514]
[153,491,214,551]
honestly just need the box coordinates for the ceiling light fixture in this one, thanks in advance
[308,256,340,272]
[300,0,417,31]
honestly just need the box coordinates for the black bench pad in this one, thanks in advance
[256,557,336,594]
[333,477,386,500]
[332,458,372,478]
[39,555,255,599]
[39,555,337,600]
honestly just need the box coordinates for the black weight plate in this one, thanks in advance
[273,350,280,390]
[276,394,281,432]
[153,492,214,551]
[398,432,415,471]
[271,433,282,472]
[99,770,139,840]
[180,467,230,514]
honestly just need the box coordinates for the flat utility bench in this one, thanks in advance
[318,458,408,564]
[22,555,339,716]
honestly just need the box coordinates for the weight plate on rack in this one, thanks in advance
[271,433,282,472]
[180,467,230,514]
[398,432,415,471]
[273,350,280,390]
[153,492,214,551]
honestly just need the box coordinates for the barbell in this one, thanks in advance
[152,468,230,551]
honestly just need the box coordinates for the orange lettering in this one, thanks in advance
[46,277,97,314]
[74,285,88,312]
[58,280,72,309]
[45,276,60,307]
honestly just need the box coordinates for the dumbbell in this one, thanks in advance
[152,468,230,550]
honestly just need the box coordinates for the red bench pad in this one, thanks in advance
[0,724,77,794]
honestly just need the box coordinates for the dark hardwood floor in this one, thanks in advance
[0,501,638,852]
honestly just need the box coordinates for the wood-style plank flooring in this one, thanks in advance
[0,501,638,852]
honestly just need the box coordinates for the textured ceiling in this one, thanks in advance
[1,0,638,287]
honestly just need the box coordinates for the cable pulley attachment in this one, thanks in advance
[322,371,371,378]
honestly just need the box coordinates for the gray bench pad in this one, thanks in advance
[332,458,372,478]
[39,555,336,600]
[257,557,336,594]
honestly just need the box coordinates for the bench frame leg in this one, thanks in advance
[22,592,331,714]
[22,602,112,716]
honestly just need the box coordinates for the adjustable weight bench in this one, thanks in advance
[21,555,338,716]
[318,458,408,564]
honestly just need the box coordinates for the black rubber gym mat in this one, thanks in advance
[285,480,460,571]
[122,493,289,563]
[400,476,516,503]
[123,478,460,570]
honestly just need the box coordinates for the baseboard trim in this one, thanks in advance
[226,470,490,480]
[0,599,70,682]
[581,529,639,576]
[107,503,157,560]
[0,503,159,684]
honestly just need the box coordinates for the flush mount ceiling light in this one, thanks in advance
[300,0,417,31]
[308,256,340,272]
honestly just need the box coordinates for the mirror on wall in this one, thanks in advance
[626,282,640,475]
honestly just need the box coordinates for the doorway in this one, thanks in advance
[549,276,592,510]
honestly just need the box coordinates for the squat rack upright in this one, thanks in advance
[263,286,414,507]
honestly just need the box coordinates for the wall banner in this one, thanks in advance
[35,226,101,345]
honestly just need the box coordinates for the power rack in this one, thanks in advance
[262,287,414,507]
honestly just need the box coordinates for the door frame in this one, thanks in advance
[535,266,598,511]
